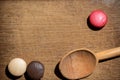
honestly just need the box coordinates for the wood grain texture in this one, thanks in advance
[0,0,120,80]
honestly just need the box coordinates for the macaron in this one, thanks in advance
[26,61,44,80]
[8,58,27,76]
[89,10,108,28]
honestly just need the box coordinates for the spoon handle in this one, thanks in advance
[96,47,120,61]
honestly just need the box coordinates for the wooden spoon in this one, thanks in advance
[59,47,120,80]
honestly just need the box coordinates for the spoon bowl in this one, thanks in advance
[59,49,97,79]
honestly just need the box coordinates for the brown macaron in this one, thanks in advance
[26,61,44,80]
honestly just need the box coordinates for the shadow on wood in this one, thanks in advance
[54,62,69,80]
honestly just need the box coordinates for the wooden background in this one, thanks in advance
[0,0,120,80]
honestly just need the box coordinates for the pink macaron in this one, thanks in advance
[89,10,108,28]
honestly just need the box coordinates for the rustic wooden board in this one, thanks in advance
[0,0,120,80]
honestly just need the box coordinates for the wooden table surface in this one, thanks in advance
[0,0,120,80]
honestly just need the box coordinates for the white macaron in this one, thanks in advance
[8,58,27,76]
